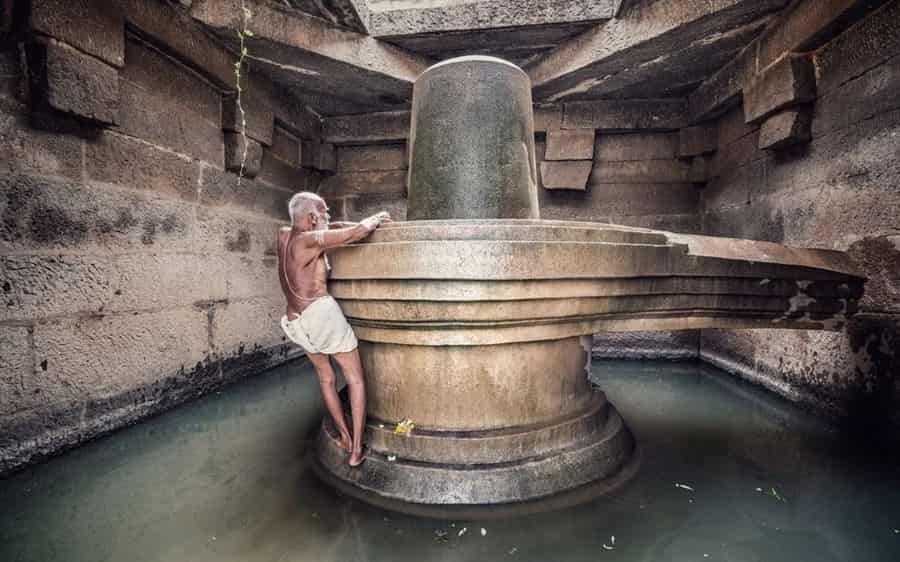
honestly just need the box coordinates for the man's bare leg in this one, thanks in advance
[333,349,367,466]
[308,353,352,452]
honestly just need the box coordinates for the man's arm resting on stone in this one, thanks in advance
[307,212,390,249]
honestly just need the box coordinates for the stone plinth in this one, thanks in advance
[317,220,863,506]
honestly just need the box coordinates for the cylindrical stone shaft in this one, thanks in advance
[406,56,540,220]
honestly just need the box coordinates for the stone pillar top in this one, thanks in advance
[406,56,540,220]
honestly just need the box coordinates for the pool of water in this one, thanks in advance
[2,359,899,562]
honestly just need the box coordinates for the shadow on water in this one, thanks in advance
[1,359,899,562]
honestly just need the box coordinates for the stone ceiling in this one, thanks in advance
[191,0,792,116]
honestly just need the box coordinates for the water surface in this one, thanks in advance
[2,359,899,561]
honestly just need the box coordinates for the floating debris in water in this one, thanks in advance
[508,546,518,555]
[434,529,449,543]
[481,528,487,536]
[704,554,710,558]
[675,483,695,491]
[394,418,416,435]
[458,527,468,537]
[387,455,397,462]
[770,487,787,502]
[378,424,385,429]
[611,535,616,545]
[602,544,614,550]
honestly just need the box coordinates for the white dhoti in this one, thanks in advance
[280,296,358,354]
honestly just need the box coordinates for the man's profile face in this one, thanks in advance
[312,201,330,230]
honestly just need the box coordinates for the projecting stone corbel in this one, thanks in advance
[224,131,263,178]
[301,140,337,173]
[540,128,595,190]
[758,108,813,151]
[743,54,816,124]
[25,37,120,128]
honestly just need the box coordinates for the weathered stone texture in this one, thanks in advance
[562,100,687,130]
[701,20,900,424]
[678,124,716,157]
[743,55,816,124]
[223,75,275,146]
[545,129,595,161]
[224,132,263,178]
[300,141,337,172]
[30,0,125,67]
[593,331,699,361]
[758,110,812,150]
[85,131,200,202]
[0,327,31,416]
[118,38,224,167]
[337,144,407,172]
[269,126,301,167]
[0,98,83,179]
[27,39,120,126]
[319,169,407,197]
[539,160,593,190]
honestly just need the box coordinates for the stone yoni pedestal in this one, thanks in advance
[315,56,864,510]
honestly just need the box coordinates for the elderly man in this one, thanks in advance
[278,192,390,467]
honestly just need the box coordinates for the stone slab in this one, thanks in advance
[337,144,407,172]
[562,100,687,131]
[689,155,712,183]
[759,109,812,150]
[30,0,125,67]
[679,124,717,157]
[322,110,410,144]
[0,326,30,417]
[593,132,679,162]
[588,159,693,184]
[318,169,407,197]
[269,125,301,167]
[211,297,286,353]
[256,153,313,191]
[539,161,593,190]
[223,72,275,146]
[0,174,196,254]
[85,130,200,203]
[533,103,563,132]
[199,165,298,220]
[541,181,700,216]
[27,39,119,126]
[545,129,595,161]
[224,132,263,178]
[300,141,337,172]
[0,98,83,179]
[743,55,816,124]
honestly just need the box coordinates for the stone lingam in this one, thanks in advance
[314,56,864,513]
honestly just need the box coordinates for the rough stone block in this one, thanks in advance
[588,159,692,184]
[593,132,678,162]
[117,38,223,166]
[221,255,283,301]
[0,98,83,179]
[193,206,281,256]
[759,109,812,150]
[0,174,195,254]
[562,99,687,131]
[689,155,711,183]
[344,192,408,222]
[678,124,716,157]
[31,308,210,399]
[301,141,337,172]
[607,213,701,233]
[85,130,199,202]
[224,132,263,178]
[106,253,229,312]
[545,129,595,161]
[540,181,699,217]
[322,110,410,143]
[533,103,562,132]
[26,39,119,126]
[593,330,699,360]
[337,144,407,172]
[256,153,313,191]
[30,0,125,67]
[743,55,816,124]
[0,255,112,321]
[0,326,31,416]
[212,297,286,353]
[199,165,297,220]
[223,74,275,146]
[539,161,593,190]
[269,125,301,166]
[318,169,407,197]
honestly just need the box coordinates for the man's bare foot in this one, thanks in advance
[338,432,352,453]
[349,447,367,467]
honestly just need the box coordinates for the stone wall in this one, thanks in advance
[0,0,326,475]
[699,2,900,429]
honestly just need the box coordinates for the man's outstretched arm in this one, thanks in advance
[306,212,391,250]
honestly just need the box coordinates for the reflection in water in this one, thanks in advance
[2,359,899,562]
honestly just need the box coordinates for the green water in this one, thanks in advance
[2,359,899,562]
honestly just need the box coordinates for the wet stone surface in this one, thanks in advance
[1,358,899,562]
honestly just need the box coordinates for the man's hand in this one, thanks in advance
[361,211,392,233]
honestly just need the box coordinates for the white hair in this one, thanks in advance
[288,192,324,225]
